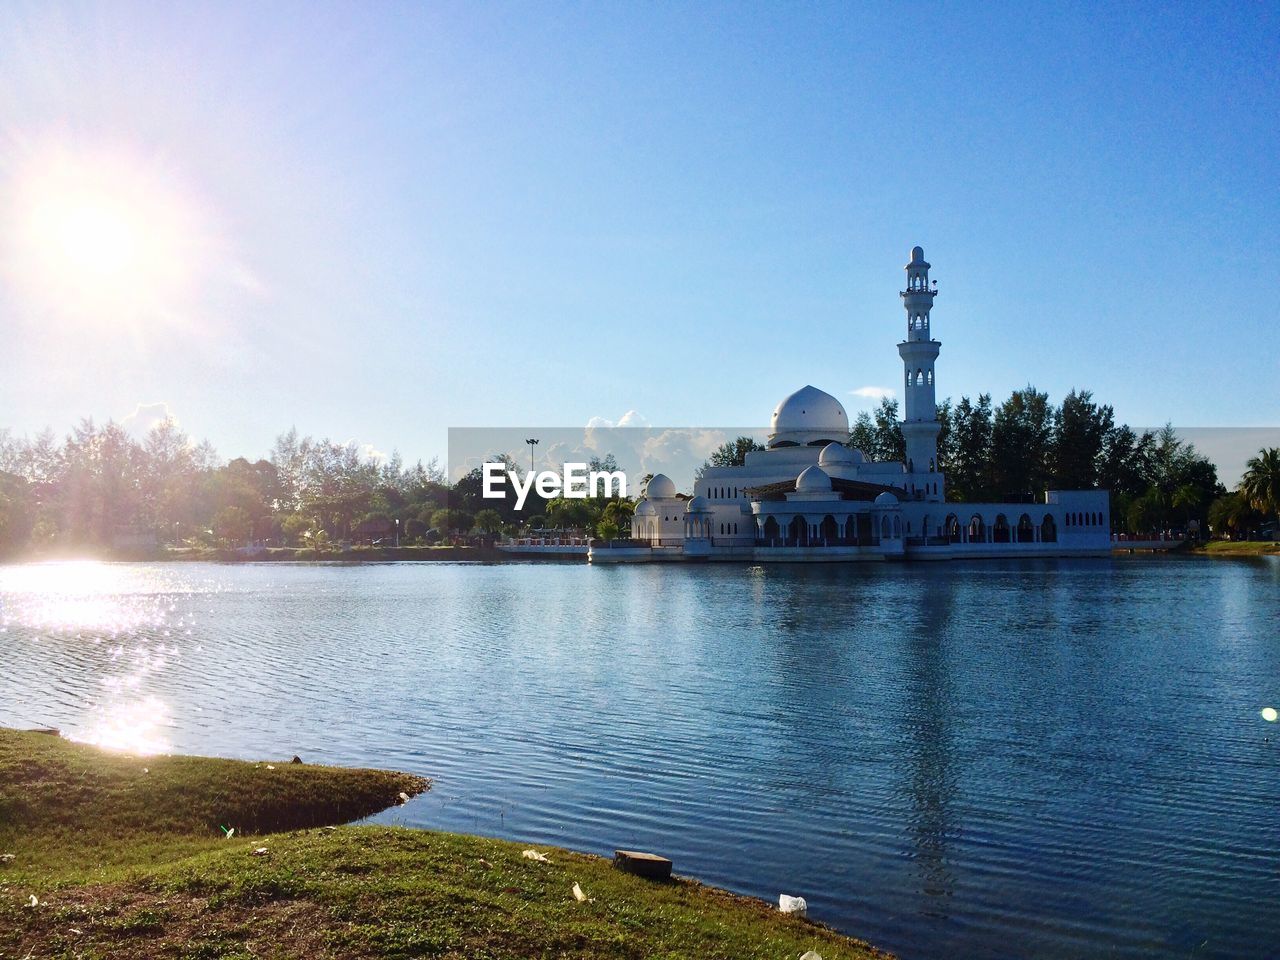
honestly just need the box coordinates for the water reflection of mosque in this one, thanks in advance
[756,565,959,913]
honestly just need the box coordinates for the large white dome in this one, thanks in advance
[646,473,676,499]
[768,385,849,448]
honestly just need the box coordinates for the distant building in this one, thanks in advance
[592,246,1110,563]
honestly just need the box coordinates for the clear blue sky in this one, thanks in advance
[1,1,1276,466]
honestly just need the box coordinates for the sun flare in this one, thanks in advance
[1,141,212,328]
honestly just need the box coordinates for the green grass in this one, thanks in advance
[1196,540,1280,556]
[0,730,888,959]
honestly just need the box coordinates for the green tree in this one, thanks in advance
[990,386,1053,499]
[708,437,764,468]
[280,513,312,546]
[946,394,993,501]
[1172,483,1204,527]
[473,508,504,535]
[1052,389,1113,490]
[1240,447,1280,533]
[430,507,473,533]
[212,505,252,545]
[1207,492,1258,539]
[872,398,906,464]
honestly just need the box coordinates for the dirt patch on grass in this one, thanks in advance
[7,884,341,960]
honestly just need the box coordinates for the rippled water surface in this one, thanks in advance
[2,558,1278,959]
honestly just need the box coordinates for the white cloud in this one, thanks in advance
[849,386,895,402]
[359,443,388,464]
[120,401,178,439]
[585,410,650,430]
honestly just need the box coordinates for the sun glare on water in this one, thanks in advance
[1,561,183,756]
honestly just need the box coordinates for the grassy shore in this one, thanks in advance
[1,730,888,959]
[1195,540,1280,556]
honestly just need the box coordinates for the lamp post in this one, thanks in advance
[525,437,539,474]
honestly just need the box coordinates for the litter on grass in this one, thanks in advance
[778,894,807,916]
[572,882,590,903]
[522,849,551,863]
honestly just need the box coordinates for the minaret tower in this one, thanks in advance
[897,245,944,502]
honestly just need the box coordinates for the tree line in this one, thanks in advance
[0,420,630,555]
[2,396,1276,555]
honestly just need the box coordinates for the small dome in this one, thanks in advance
[635,500,656,517]
[910,245,925,263]
[795,465,832,493]
[686,495,710,513]
[769,385,849,448]
[847,448,866,464]
[646,473,676,498]
[818,442,854,467]
[874,491,898,505]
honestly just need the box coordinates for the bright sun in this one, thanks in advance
[2,142,209,328]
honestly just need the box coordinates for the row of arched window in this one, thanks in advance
[910,368,934,387]
[946,512,1058,544]
[910,313,929,331]
[706,486,741,498]
[906,275,929,291]
[718,522,739,535]
[1066,511,1102,527]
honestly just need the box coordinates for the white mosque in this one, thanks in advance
[590,246,1112,563]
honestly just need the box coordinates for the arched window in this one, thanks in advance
[1041,514,1057,542]
[820,515,839,543]
[969,514,985,541]
[915,369,924,386]
[881,516,890,539]
[926,370,933,386]
[893,516,901,538]
[993,514,1011,543]
[1017,513,1035,543]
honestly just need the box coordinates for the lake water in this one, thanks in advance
[1,558,1277,959]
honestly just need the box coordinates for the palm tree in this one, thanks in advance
[1240,447,1280,537]
[1172,483,1204,529]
